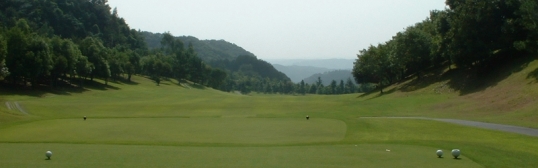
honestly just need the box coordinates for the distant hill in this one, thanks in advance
[266,59,354,70]
[272,64,331,83]
[302,70,355,86]
[140,31,292,93]
[140,31,255,62]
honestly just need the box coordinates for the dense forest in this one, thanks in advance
[140,32,256,62]
[0,0,227,89]
[353,0,538,93]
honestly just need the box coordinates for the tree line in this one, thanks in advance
[352,0,538,93]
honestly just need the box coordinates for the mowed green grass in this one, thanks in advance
[0,143,481,168]
[0,118,346,145]
[1,73,538,167]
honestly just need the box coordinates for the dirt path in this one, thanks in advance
[361,117,538,137]
[4,102,29,115]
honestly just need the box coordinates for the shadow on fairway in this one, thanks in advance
[357,87,396,100]
[0,79,121,97]
[107,77,140,86]
[83,80,120,91]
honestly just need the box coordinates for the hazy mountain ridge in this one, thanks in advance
[272,64,332,83]
[140,31,255,62]
[302,70,355,86]
[270,59,355,84]
[267,59,354,70]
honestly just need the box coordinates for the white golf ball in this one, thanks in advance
[451,149,460,158]
[436,150,443,157]
[46,151,52,158]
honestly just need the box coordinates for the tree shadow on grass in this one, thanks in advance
[0,79,119,97]
[173,79,207,90]
[83,80,120,90]
[356,54,536,99]
[107,77,140,86]
[448,55,535,96]
[357,87,396,100]
[527,66,538,84]
[399,65,448,93]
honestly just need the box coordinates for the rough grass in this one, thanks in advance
[360,56,538,127]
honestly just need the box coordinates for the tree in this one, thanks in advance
[330,80,337,95]
[5,19,31,84]
[515,0,538,53]
[75,56,93,87]
[125,50,140,81]
[50,37,82,86]
[208,69,227,89]
[345,78,356,94]
[4,19,53,86]
[352,44,392,94]
[338,80,345,94]
[141,54,171,86]
[79,37,111,84]
[309,83,317,94]
[393,25,433,79]
[24,34,54,87]
[446,0,522,68]
[0,34,8,80]
[299,80,306,95]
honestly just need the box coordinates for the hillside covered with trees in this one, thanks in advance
[353,0,538,93]
[0,0,230,89]
[141,32,256,62]
[141,31,299,94]
[0,0,325,95]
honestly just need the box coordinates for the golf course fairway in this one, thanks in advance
[1,75,538,167]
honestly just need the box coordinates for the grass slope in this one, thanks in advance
[0,56,537,167]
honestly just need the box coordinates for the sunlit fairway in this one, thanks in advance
[0,143,481,168]
[0,118,346,144]
[1,74,538,167]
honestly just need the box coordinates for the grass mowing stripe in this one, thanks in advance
[0,118,346,145]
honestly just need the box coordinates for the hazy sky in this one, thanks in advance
[108,0,447,60]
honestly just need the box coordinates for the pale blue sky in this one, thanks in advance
[108,0,447,60]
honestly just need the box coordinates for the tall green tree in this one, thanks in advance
[79,37,111,84]
[393,25,433,79]
[345,78,356,93]
[299,80,306,95]
[25,35,54,87]
[0,34,8,79]
[352,44,392,94]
